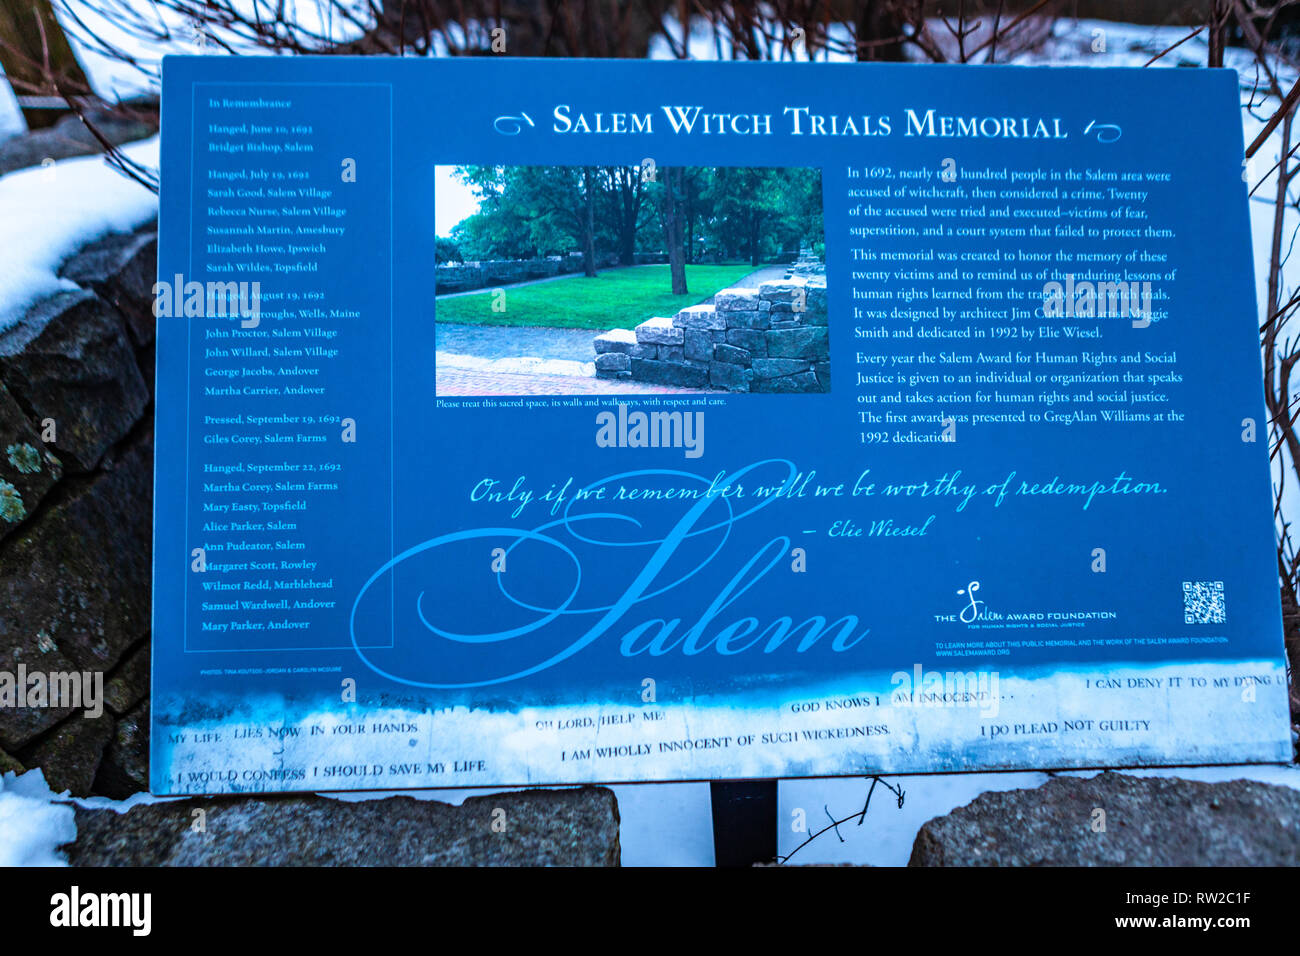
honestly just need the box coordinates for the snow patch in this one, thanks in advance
[0,769,76,866]
[0,136,159,331]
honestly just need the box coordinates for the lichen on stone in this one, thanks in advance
[6,442,41,474]
[0,480,25,523]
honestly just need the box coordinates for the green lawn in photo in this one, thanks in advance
[434,263,764,330]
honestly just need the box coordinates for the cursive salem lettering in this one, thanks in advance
[349,460,870,687]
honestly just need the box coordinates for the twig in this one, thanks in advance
[777,776,905,865]
[1142,25,1204,68]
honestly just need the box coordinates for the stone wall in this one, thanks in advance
[0,222,625,866]
[786,248,825,280]
[0,224,157,797]
[66,786,621,866]
[909,773,1300,866]
[593,276,829,393]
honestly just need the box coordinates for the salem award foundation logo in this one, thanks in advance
[934,579,1117,629]
[957,580,985,623]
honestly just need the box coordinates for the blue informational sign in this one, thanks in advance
[151,56,1290,794]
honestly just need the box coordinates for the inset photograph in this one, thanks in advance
[433,164,828,396]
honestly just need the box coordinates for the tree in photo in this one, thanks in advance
[706,166,821,267]
[656,166,688,295]
[451,165,600,274]
[580,166,598,277]
[602,165,649,266]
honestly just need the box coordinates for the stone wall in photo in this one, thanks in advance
[593,276,829,393]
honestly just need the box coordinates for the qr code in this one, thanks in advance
[1182,581,1226,624]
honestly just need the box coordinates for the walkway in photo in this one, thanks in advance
[433,263,793,395]
[726,264,789,289]
[435,323,598,363]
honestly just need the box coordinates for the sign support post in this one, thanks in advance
[710,780,778,867]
